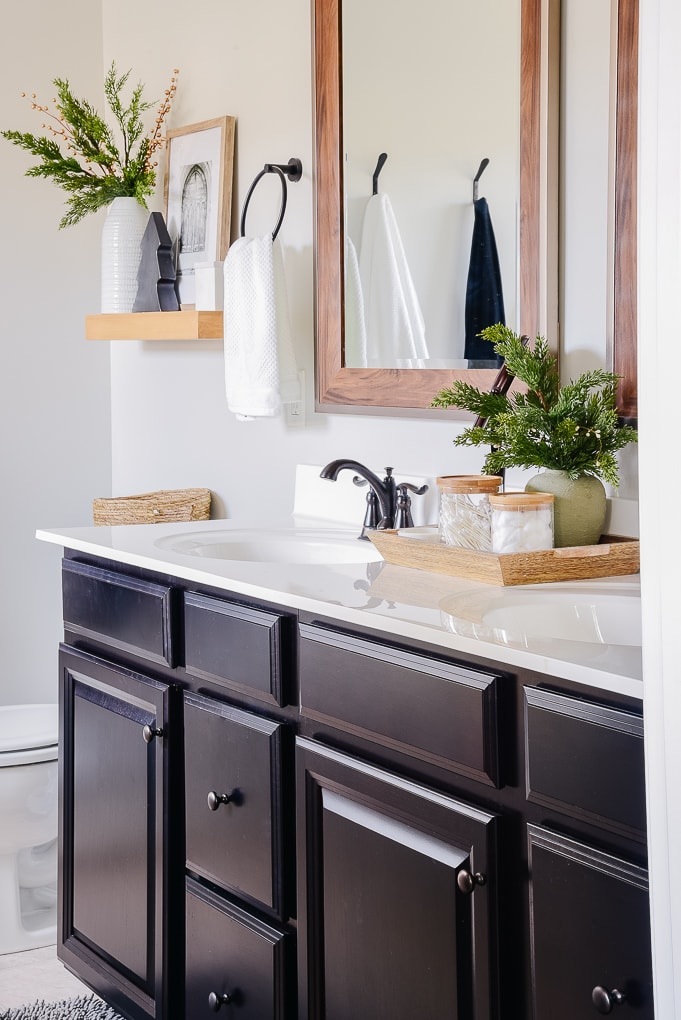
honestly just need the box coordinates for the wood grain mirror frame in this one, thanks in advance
[613,0,638,424]
[313,0,638,421]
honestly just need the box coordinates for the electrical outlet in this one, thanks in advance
[285,371,306,427]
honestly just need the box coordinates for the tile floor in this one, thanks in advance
[0,945,90,1012]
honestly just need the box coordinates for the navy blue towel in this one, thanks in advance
[464,196,505,364]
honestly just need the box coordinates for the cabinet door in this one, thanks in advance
[59,646,177,1020]
[528,825,653,1019]
[296,738,499,1020]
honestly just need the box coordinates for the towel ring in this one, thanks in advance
[240,157,303,240]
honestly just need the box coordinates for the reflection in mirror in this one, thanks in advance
[560,0,638,424]
[314,0,557,413]
[342,0,520,370]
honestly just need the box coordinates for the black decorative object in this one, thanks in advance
[133,212,181,312]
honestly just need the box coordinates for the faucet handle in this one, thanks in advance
[360,488,381,538]
[399,482,428,496]
[394,482,429,529]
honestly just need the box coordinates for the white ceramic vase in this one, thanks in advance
[100,197,149,313]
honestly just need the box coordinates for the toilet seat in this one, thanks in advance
[0,704,58,768]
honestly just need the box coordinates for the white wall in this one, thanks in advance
[0,4,112,706]
[638,0,681,1011]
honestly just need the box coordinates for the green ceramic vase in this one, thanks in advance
[525,470,607,548]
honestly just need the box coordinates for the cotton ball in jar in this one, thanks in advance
[489,494,554,553]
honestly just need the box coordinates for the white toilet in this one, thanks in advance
[0,704,58,955]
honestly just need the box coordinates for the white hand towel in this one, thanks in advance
[359,192,429,367]
[223,235,300,418]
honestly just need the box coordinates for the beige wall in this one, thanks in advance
[0,3,111,704]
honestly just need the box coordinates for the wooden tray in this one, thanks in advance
[367,528,640,587]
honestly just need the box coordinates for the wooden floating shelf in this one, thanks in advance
[85,310,223,342]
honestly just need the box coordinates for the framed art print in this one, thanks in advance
[164,115,236,305]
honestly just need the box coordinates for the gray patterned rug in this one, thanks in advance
[2,994,125,1020]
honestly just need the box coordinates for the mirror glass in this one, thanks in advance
[342,0,520,370]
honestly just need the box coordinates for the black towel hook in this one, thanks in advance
[473,157,490,201]
[240,157,303,240]
[372,152,388,195]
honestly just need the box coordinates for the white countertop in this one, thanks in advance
[36,516,643,700]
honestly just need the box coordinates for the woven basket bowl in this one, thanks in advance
[92,488,211,526]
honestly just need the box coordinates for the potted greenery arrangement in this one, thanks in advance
[2,63,178,311]
[431,324,638,547]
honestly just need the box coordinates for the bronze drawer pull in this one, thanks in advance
[208,991,233,1011]
[592,986,626,1013]
[456,869,487,895]
[142,725,163,744]
[207,790,232,812]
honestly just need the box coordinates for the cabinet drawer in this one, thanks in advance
[185,878,291,1020]
[528,825,653,1019]
[184,692,285,916]
[524,687,646,838]
[62,559,175,667]
[184,592,287,705]
[299,623,501,786]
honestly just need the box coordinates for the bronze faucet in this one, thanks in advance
[320,460,427,539]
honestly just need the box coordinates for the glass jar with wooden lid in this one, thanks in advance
[437,475,503,551]
[489,492,554,553]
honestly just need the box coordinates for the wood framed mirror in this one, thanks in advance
[313,0,637,421]
[313,0,558,414]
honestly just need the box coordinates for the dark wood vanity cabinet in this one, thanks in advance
[56,554,653,1020]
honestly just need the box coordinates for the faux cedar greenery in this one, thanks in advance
[431,324,638,487]
[1,63,178,228]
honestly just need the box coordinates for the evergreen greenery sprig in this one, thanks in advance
[431,324,637,487]
[2,63,179,228]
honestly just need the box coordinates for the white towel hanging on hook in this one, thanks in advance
[359,192,429,367]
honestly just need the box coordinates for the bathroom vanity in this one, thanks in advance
[37,519,650,1020]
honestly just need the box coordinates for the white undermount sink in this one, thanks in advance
[154,526,383,565]
[441,587,641,648]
